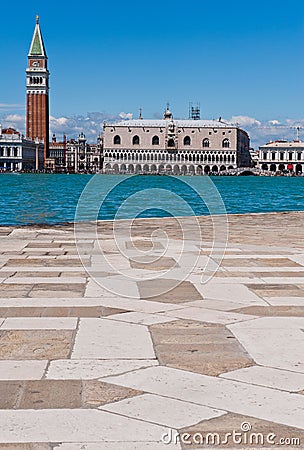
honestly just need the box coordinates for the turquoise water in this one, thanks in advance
[0,173,304,225]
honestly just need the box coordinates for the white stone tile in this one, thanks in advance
[0,239,27,251]
[91,254,131,270]
[0,267,87,273]
[85,278,140,299]
[220,366,304,392]
[0,297,182,313]
[266,297,304,306]
[84,279,120,298]
[219,266,304,273]
[228,317,304,373]
[260,277,304,284]
[222,254,294,260]
[4,277,86,284]
[72,318,156,360]
[183,299,252,311]
[197,277,265,284]
[55,443,181,450]
[289,255,304,266]
[101,393,226,428]
[46,359,158,380]
[1,317,78,330]
[92,277,140,299]
[162,307,257,325]
[194,282,266,305]
[108,312,177,326]
[104,366,304,430]
[0,360,47,380]
[0,409,169,443]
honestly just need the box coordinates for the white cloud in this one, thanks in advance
[2,110,304,148]
[119,112,133,120]
[229,115,261,127]
[4,114,24,123]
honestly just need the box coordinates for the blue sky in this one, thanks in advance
[1,0,304,146]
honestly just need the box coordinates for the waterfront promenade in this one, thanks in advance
[0,212,303,448]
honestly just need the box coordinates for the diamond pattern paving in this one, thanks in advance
[0,212,303,447]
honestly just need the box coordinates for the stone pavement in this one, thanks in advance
[0,212,303,449]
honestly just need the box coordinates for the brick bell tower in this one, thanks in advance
[26,16,49,161]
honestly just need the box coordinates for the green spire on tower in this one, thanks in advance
[28,16,47,57]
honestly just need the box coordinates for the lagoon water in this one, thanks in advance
[0,173,304,225]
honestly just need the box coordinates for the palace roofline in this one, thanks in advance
[104,119,240,128]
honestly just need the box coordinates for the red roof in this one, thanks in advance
[2,128,20,135]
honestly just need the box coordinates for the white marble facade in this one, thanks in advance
[103,108,251,175]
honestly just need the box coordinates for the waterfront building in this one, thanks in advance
[259,140,304,174]
[65,133,102,173]
[47,134,67,172]
[102,107,251,174]
[0,127,44,171]
[249,148,259,167]
[26,16,50,162]
[47,133,103,173]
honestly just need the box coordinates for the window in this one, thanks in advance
[280,153,284,161]
[202,138,210,148]
[263,152,267,160]
[152,136,159,146]
[183,136,191,146]
[113,135,121,145]
[298,153,302,161]
[222,139,230,148]
[289,152,293,160]
[168,138,175,147]
[272,152,276,161]
[133,135,140,145]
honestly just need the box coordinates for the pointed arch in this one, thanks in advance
[132,135,140,145]
[113,135,121,145]
[222,138,230,148]
[152,135,160,145]
[202,138,210,148]
[183,136,191,146]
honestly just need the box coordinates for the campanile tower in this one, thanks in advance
[26,16,49,160]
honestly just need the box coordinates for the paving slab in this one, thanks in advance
[72,319,156,360]
[228,317,304,373]
[55,443,181,449]
[0,409,169,443]
[104,366,304,429]
[220,366,304,392]
[101,393,226,428]
[194,282,266,305]
[162,306,257,325]
[0,213,304,446]
[108,312,178,326]
[0,330,73,360]
[149,320,254,376]
[0,360,47,380]
[82,380,143,407]
[46,359,158,380]
[0,318,78,330]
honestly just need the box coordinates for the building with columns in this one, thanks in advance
[0,127,44,171]
[26,16,50,161]
[102,107,251,175]
[259,140,304,174]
